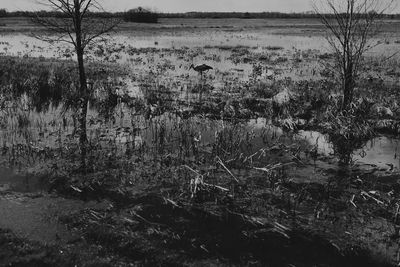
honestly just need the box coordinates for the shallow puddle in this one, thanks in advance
[0,193,109,244]
[355,136,400,169]
[0,167,48,193]
[297,130,400,171]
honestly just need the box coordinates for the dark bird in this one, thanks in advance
[189,64,213,77]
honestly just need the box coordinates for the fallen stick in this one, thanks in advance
[203,182,229,192]
[254,162,295,173]
[183,165,201,176]
[360,191,384,205]
[350,194,357,208]
[216,156,239,182]
[183,165,229,193]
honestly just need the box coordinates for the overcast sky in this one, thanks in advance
[2,0,399,13]
[3,0,316,13]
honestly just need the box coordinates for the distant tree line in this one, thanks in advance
[1,8,400,20]
[160,11,400,19]
[124,7,159,23]
[0,7,159,22]
[0,9,122,18]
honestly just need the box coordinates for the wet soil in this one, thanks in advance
[0,189,395,267]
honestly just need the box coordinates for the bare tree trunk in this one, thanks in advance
[343,62,354,110]
[343,72,353,110]
[75,0,88,169]
[77,49,88,168]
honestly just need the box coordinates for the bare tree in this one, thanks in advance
[33,0,119,168]
[314,0,394,110]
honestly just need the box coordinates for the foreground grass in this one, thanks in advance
[0,229,74,267]
[31,153,395,266]
[0,188,395,267]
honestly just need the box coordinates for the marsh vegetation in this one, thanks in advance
[1,8,400,266]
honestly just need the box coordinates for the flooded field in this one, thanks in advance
[1,17,400,266]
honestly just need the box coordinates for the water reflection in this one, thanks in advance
[298,130,400,170]
[354,136,400,169]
